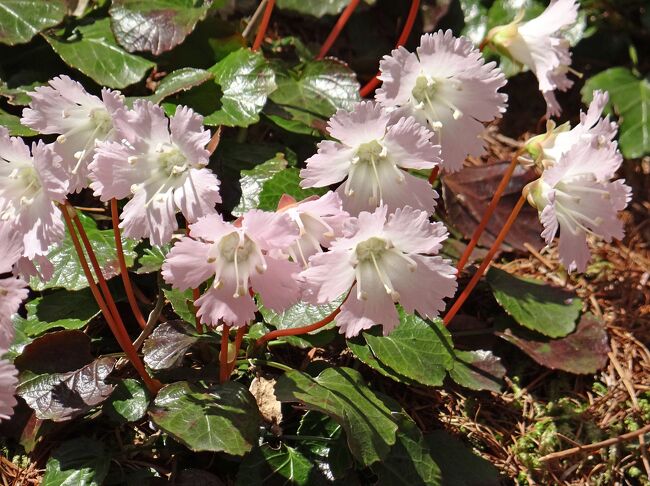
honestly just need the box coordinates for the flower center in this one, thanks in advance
[158,144,189,177]
[354,237,402,302]
[410,75,463,133]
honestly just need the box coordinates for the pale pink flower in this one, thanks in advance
[162,210,300,327]
[90,101,221,246]
[526,90,618,165]
[300,101,440,215]
[0,359,18,422]
[0,221,24,274]
[0,276,28,350]
[276,191,349,268]
[486,0,578,117]
[21,75,125,193]
[376,30,507,172]
[527,142,631,273]
[0,127,68,258]
[301,206,457,337]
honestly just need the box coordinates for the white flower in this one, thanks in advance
[376,30,507,172]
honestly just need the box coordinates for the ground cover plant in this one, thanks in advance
[0,0,648,484]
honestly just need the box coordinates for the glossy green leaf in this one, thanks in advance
[142,320,202,370]
[582,67,650,158]
[205,48,276,127]
[275,0,349,17]
[346,336,416,384]
[104,378,149,423]
[30,213,137,291]
[231,154,289,216]
[145,68,213,104]
[487,267,582,338]
[45,18,155,89]
[163,288,196,324]
[0,0,66,45]
[0,107,37,136]
[110,0,212,55]
[459,0,489,46]
[363,315,455,387]
[258,168,327,211]
[448,350,505,392]
[237,444,326,486]
[274,367,399,466]
[149,381,261,455]
[136,244,170,274]
[42,438,111,486]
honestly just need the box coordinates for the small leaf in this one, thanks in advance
[231,154,288,216]
[275,0,349,17]
[110,0,213,55]
[0,77,42,105]
[487,267,582,338]
[204,48,276,127]
[149,381,261,454]
[142,320,202,370]
[362,314,455,387]
[448,350,505,392]
[31,212,138,291]
[163,288,197,324]
[496,313,609,374]
[257,168,327,211]
[237,444,326,486]
[45,18,155,89]
[0,107,37,136]
[17,356,117,421]
[104,378,149,422]
[274,367,399,466]
[145,68,213,104]
[0,0,67,45]
[582,67,650,158]
[136,244,171,274]
[42,438,111,486]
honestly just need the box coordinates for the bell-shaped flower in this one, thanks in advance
[526,141,631,273]
[0,359,18,422]
[276,191,349,268]
[375,30,507,172]
[162,210,301,327]
[300,101,441,215]
[0,224,28,350]
[90,101,221,246]
[21,75,125,193]
[0,127,68,258]
[486,0,578,118]
[301,206,457,337]
[525,90,618,166]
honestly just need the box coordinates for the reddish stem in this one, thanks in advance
[456,151,522,272]
[317,0,361,60]
[61,204,161,393]
[220,325,232,383]
[443,194,526,326]
[111,199,147,330]
[427,165,440,185]
[255,307,341,348]
[227,326,248,376]
[359,0,420,97]
[252,0,275,51]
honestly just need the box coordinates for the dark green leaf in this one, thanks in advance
[14,329,93,374]
[0,107,37,135]
[425,431,501,486]
[582,67,650,158]
[205,48,276,127]
[237,444,326,486]
[110,0,212,55]
[346,336,416,383]
[145,68,213,104]
[496,313,609,374]
[42,438,111,486]
[45,18,155,89]
[363,315,455,387]
[274,367,399,466]
[487,267,582,338]
[31,212,137,291]
[275,0,349,17]
[17,356,117,421]
[149,381,261,454]
[258,168,327,211]
[163,288,197,324]
[104,378,149,422]
[142,320,202,370]
[448,350,505,392]
[232,154,289,216]
[0,0,66,45]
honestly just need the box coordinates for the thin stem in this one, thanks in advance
[111,199,147,330]
[242,0,268,40]
[227,325,248,376]
[252,0,275,51]
[317,0,361,59]
[240,358,294,373]
[443,194,526,326]
[456,151,522,272]
[60,204,161,393]
[359,0,420,97]
[220,324,232,384]
[255,307,341,348]
[427,165,440,185]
